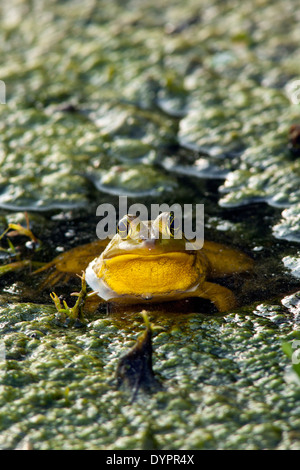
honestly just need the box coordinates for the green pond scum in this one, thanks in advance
[0,0,300,451]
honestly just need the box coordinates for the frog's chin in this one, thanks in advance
[85,258,202,304]
[85,259,114,301]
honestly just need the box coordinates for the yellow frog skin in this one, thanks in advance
[39,213,253,312]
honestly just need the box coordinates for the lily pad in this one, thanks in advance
[178,85,288,157]
[0,101,178,209]
[161,152,230,179]
[87,164,177,197]
[273,205,300,243]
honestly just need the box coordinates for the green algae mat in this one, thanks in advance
[0,0,300,450]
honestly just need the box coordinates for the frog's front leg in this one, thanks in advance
[193,281,237,312]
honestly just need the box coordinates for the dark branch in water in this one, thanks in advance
[115,312,162,402]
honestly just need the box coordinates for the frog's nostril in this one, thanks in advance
[139,233,148,241]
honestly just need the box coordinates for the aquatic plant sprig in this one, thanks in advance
[282,334,300,383]
[0,213,42,276]
[140,310,165,335]
[0,260,32,276]
[50,271,97,324]
[0,212,41,248]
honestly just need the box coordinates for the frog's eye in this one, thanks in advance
[117,215,133,239]
[117,214,139,239]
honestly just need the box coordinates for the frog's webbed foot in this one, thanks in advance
[38,269,73,290]
[193,281,237,312]
[33,239,109,290]
[32,256,73,290]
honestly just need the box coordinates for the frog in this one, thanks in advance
[37,212,253,312]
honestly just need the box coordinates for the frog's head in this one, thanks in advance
[86,212,207,302]
[105,212,188,256]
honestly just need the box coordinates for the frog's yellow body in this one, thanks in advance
[38,213,253,312]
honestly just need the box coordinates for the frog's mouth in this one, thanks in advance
[102,232,198,259]
[86,252,204,301]
[103,251,193,262]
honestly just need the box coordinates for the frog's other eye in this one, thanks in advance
[117,214,138,239]
[153,212,182,239]
[168,212,181,238]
